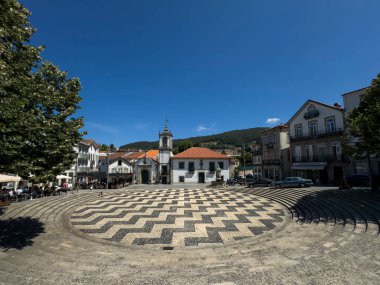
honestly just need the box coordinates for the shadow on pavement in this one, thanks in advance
[0,217,45,251]
[294,188,380,225]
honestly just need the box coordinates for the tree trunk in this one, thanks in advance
[367,153,377,191]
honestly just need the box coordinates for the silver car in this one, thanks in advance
[272,177,313,188]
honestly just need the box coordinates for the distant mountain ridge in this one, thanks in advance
[120,127,267,150]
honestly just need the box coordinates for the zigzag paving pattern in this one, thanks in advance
[1,186,380,284]
[70,188,285,247]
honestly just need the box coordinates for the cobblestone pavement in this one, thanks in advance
[0,186,380,285]
[70,188,285,248]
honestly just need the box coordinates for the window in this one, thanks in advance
[305,145,313,161]
[317,144,325,162]
[325,117,335,133]
[295,146,302,162]
[295,124,303,138]
[179,162,185,169]
[118,160,122,166]
[179,176,185,182]
[188,162,195,172]
[163,137,168,148]
[218,161,224,169]
[308,121,318,137]
[332,142,341,160]
[209,162,215,172]
[308,104,316,112]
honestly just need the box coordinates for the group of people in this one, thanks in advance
[0,182,77,204]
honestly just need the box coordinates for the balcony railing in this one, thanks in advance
[77,167,93,173]
[292,154,343,163]
[78,153,90,159]
[304,109,320,119]
[262,159,281,165]
[265,143,274,149]
[290,128,343,142]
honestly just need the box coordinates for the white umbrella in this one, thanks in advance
[56,175,71,179]
[0,174,22,183]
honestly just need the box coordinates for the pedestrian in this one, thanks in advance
[63,180,69,195]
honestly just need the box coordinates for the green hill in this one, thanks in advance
[120,127,267,150]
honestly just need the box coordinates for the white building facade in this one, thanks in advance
[134,156,159,184]
[77,140,100,173]
[171,147,231,184]
[288,100,345,184]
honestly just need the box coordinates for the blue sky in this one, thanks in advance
[21,0,380,146]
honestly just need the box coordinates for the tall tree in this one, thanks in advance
[346,73,380,190]
[0,0,84,182]
[100,144,109,151]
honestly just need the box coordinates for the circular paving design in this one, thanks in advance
[70,188,285,248]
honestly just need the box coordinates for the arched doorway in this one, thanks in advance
[141,169,149,184]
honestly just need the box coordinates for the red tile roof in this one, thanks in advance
[80,139,95,145]
[108,152,127,161]
[145,150,159,158]
[123,152,145,160]
[122,150,159,160]
[172,147,230,159]
[80,139,101,149]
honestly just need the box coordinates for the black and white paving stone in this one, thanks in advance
[70,188,285,247]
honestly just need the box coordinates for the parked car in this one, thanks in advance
[248,178,273,187]
[245,175,255,185]
[272,177,313,188]
[345,174,370,187]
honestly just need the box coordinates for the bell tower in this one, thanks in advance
[159,121,173,184]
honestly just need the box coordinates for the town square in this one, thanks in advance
[1,0,380,284]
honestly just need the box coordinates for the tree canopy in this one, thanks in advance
[0,0,84,182]
[346,73,380,158]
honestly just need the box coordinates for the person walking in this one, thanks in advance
[63,180,69,195]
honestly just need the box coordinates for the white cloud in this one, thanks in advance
[197,125,209,132]
[87,121,119,134]
[196,123,217,132]
[266,117,280,124]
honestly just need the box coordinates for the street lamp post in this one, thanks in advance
[106,151,110,190]
[243,145,246,185]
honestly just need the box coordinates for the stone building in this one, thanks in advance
[261,124,290,181]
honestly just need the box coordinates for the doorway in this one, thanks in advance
[198,172,205,183]
[333,166,343,185]
[141,170,149,184]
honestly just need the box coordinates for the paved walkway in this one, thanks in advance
[0,186,379,284]
[70,188,285,248]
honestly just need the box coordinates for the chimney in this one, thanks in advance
[334,103,342,109]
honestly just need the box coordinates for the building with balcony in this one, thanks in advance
[62,139,100,186]
[76,140,100,173]
[288,99,345,184]
[261,124,290,181]
[252,143,263,179]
